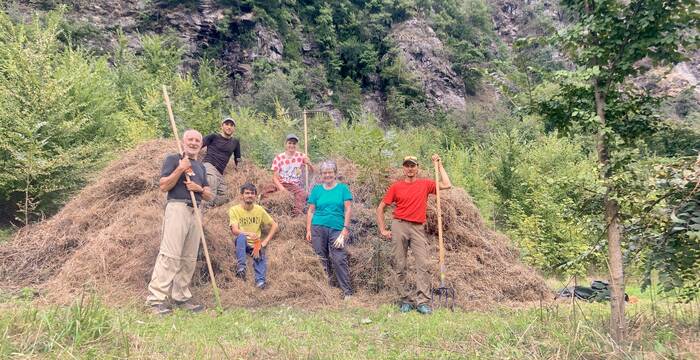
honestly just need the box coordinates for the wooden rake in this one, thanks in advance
[431,159,455,310]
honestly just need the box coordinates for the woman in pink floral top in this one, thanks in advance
[270,134,314,215]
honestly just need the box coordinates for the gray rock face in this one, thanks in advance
[246,24,284,62]
[10,0,147,54]
[11,0,696,123]
[362,90,386,121]
[388,18,467,113]
[490,0,563,43]
[655,57,700,102]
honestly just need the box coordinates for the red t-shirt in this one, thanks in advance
[382,179,436,224]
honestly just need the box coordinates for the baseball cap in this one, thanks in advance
[286,133,300,143]
[222,117,236,126]
[402,156,419,166]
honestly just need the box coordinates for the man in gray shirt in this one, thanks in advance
[147,129,213,315]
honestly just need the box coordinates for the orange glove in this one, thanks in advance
[252,239,262,259]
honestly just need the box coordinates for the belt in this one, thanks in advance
[395,218,424,225]
[167,199,194,207]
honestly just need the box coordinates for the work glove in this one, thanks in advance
[332,233,345,249]
[252,239,262,259]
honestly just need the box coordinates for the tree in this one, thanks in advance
[622,156,700,302]
[314,4,342,82]
[0,9,116,224]
[535,0,697,342]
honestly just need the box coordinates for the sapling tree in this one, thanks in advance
[533,0,697,342]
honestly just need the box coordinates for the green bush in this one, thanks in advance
[333,77,363,119]
[444,130,603,275]
[0,10,117,224]
[236,71,301,116]
[232,106,300,166]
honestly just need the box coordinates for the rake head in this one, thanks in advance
[431,284,456,310]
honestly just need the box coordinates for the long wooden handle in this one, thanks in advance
[434,160,446,285]
[163,87,183,154]
[303,110,309,192]
[162,85,223,312]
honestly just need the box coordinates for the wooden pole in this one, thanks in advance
[303,109,309,192]
[434,160,446,287]
[162,85,223,312]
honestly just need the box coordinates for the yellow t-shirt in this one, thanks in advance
[228,204,274,244]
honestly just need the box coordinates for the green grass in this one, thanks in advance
[0,287,698,359]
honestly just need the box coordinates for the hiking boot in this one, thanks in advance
[416,304,432,315]
[235,268,246,280]
[174,300,205,313]
[150,303,172,315]
[256,280,266,289]
[399,302,414,313]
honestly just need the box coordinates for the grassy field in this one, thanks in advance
[1,285,698,359]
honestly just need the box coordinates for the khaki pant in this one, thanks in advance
[391,219,431,305]
[147,202,201,305]
[203,162,228,209]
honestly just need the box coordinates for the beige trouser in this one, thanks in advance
[391,219,431,306]
[147,202,201,305]
[202,162,228,210]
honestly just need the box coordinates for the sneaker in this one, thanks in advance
[399,302,414,313]
[235,268,246,280]
[175,300,205,313]
[256,280,266,289]
[343,294,353,301]
[150,303,172,315]
[416,304,432,315]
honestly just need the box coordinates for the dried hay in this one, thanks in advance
[0,140,547,309]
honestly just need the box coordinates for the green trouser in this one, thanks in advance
[391,219,431,306]
[147,202,201,305]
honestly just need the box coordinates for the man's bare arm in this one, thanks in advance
[159,157,190,192]
[273,171,286,192]
[376,202,392,239]
[262,220,279,247]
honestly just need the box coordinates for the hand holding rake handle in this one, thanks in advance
[432,157,455,310]
[162,85,223,313]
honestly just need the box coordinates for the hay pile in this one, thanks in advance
[0,140,547,309]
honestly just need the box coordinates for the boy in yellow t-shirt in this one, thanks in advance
[229,183,279,289]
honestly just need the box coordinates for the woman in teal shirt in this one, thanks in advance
[306,160,353,298]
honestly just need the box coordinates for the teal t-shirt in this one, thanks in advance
[308,183,353,230]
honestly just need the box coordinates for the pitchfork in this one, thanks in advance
[431,158,456,310]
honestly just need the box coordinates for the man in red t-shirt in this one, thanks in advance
[376,154,452,315]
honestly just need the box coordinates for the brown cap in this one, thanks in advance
[402,156,419,166]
